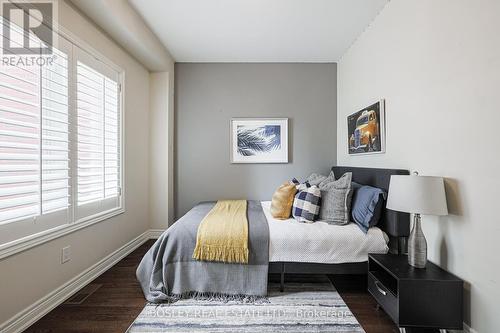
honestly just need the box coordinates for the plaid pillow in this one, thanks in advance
[291,182,321,223]
[291,177,312,191]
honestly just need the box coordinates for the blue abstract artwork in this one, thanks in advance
[237,125,281,156]
[231,119,288,163]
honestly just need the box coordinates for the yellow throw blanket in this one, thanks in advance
[192,200,249,264]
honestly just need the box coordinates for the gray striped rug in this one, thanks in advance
[128,275,364,332]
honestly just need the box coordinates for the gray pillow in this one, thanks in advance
[305,173,327,186]
[318,171,353,224]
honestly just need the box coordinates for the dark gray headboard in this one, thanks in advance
[332,166,410,239]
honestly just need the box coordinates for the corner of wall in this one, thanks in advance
[148,68,175,230]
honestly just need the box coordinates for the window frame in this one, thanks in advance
[0,24,125,260]
[73,46,123,223]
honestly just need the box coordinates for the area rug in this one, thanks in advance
[127,275,365,332]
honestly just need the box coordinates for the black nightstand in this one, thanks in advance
[368,254,463,332]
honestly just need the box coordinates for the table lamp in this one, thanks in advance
[386,172,448,268]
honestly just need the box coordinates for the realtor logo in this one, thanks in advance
[1,1,54,55]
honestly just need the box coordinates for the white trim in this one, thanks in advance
[0,229,154,333]
[55,24,124,75]
[0,208,124,260]
[465,323,478,333]
[147,228,166,239]
[118,70,126,212]
[449,323,477,333]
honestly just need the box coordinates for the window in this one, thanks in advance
[0,19,123,248]
[75,48,121,220]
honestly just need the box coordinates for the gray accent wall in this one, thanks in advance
[175,63,337,218]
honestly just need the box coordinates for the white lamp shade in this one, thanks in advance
[386,175,448,216]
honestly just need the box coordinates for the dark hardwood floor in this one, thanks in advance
[328,274,399,333]
[25,241,152,333]
[26,240,405,333]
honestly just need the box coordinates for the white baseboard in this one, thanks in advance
[448,323,477,333]
[0,229,158,333]
[465,323,478,333]
[147,228,166,239]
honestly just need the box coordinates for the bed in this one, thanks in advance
[136,166,410,301]
[267,166,411,291]
[263,201,390,264]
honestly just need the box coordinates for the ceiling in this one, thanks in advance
[128,0,389,63]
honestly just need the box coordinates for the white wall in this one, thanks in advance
[337,0,500,332]
[149,71,175,228]
[0,0,152,326]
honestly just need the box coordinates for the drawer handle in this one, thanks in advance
[374,281,387,296]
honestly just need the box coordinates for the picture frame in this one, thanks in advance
[230,118,288,164]
[347,99,386,155]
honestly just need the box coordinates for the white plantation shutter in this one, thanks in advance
[0,18,42,224]
[0,16,123,248]
[0,20,73,245]
[0,55,41,223]
[42,47,70,214]
[77,62,105,205]
[104,78,119,199]
[75,48,121,220]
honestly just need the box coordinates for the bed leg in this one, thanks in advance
[280,263,285,292]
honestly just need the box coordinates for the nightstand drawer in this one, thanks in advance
[368,272,398,323]
[369,254,464,330]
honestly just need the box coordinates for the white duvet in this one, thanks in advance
[261,201,389,264]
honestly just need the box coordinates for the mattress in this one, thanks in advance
[261,201,389,264]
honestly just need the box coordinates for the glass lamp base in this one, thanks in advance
[408,214,427,268]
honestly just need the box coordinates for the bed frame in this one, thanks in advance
[269,166,411,292]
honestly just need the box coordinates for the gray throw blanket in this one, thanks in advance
[136,200,269,303]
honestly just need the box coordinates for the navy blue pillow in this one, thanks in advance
[350,182,386,233]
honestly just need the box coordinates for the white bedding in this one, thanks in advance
[261,201,389,264]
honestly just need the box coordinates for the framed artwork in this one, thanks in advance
[230,118,288,163]
[347,100,386,155]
